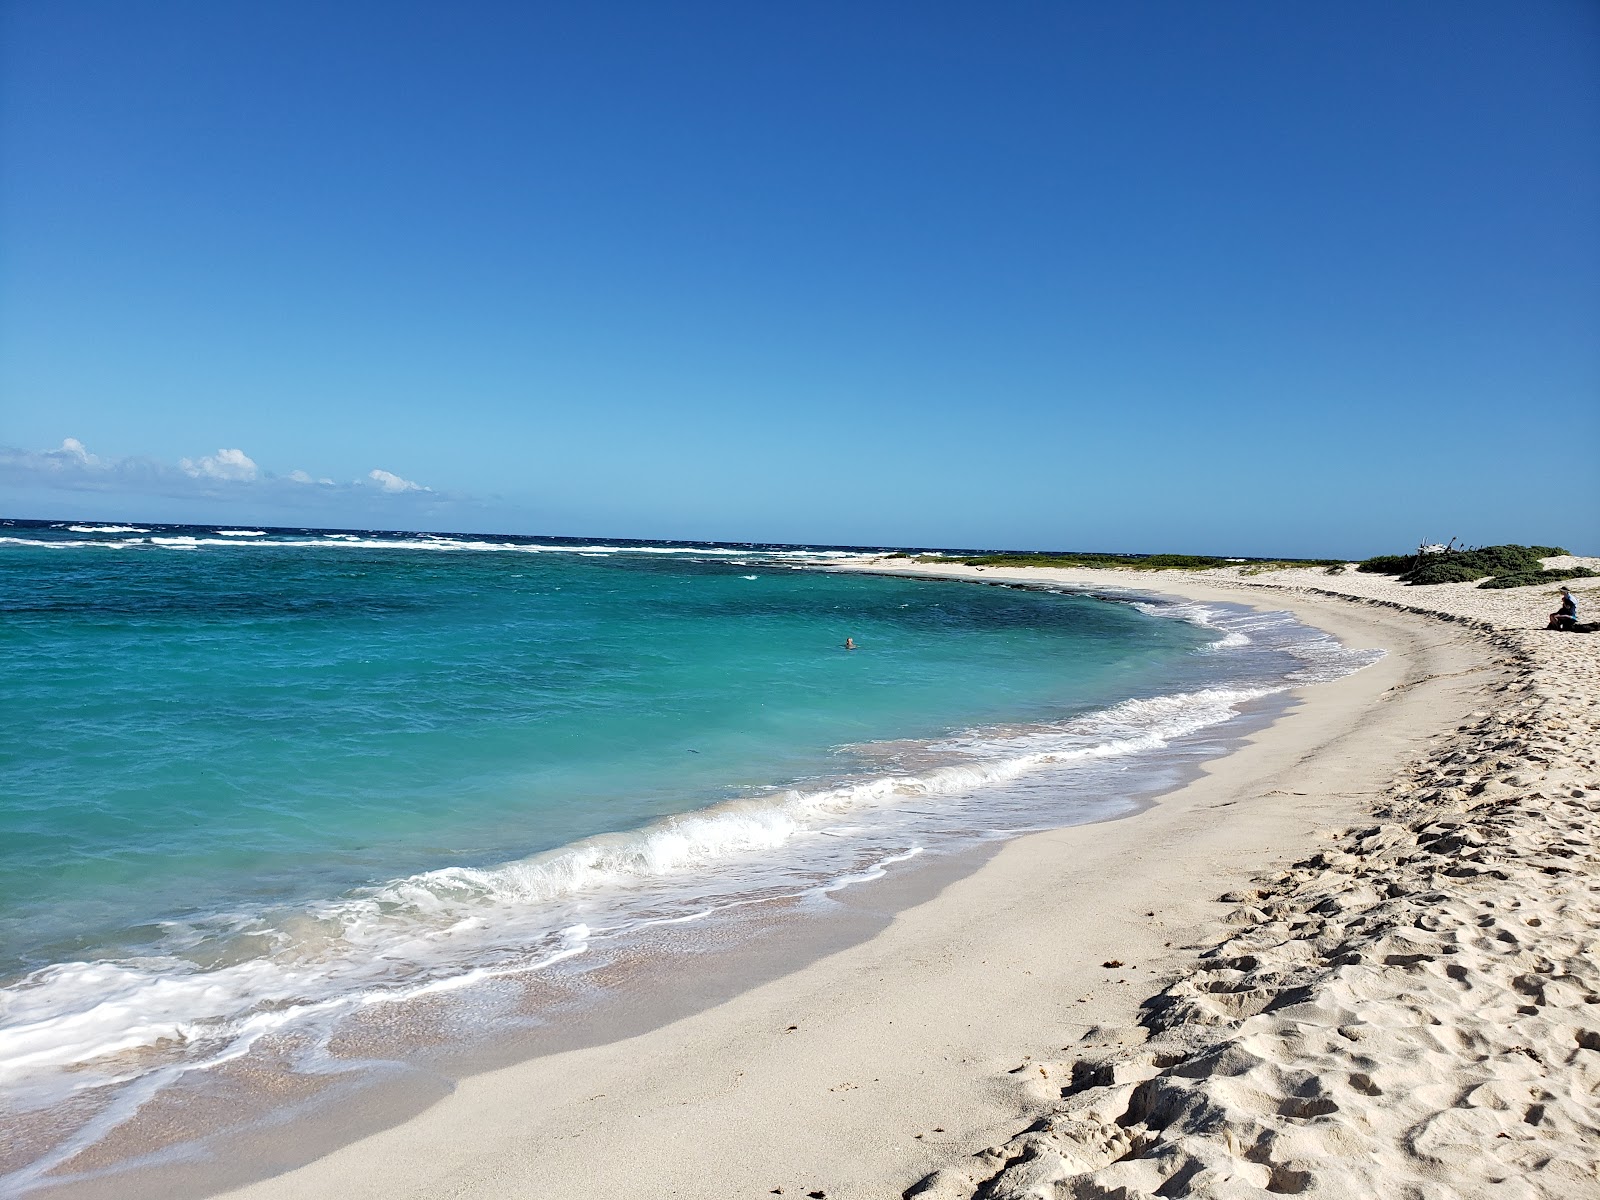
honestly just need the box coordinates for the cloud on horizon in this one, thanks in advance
[181,447,260,482]
[367,468,430,494]
[1,438,444,509]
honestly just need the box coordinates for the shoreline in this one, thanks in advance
[194,573,1496,1198]
[23,562,1598,1199]
[9,585,1337,1200]
[11,585,1312,1200]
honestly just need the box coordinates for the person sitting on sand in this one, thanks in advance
[1548,586,1578,631]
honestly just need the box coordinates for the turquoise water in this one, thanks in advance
[4,529,1200,970]
[0,521,1378,1188]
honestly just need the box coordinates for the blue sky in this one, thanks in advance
[2,1,1596,556]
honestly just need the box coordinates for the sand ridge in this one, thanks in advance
[878,561,1600,1199]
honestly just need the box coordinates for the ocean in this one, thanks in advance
[0,520,1378,1192]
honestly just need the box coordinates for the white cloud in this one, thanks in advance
[368,468,430,493]
[58,437,101,466]
[11,437,108,471]
[181,448,259,482]
[2,438,120,477]
[2,437,450,510]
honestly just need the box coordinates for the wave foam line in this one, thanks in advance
[1130,598,1383,681]
[0,534,877,561]
[0,682,1276,1125]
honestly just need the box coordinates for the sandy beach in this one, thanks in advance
[106,559,1575,1200]
[8,2,1591,1194]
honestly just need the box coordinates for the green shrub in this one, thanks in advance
[1357,555,1414,575]
[1355,543,1577,586]
[946,552,1338,572]
[1359,544,1572,582]
[1445,545,1546,577]
[1478,567,1599,589]
[1404,559,1489,585]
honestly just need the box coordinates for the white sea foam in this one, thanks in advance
[66,525,149,534]
[1130,599,1252,648]
[1,536,156,550]
[0,531,887,566]
[1128,599,1380,681]
[0,667,1318,1134]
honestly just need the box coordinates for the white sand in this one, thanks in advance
[875,560,1600,1199]
[199,562,1599,1200]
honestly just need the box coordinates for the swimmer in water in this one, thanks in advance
[844,637,857,650]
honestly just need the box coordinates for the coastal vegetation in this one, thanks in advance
[881,543,1596,589]
[1355,543,1595,588]
[1478,568,1599,589]
[906,552,1341,572]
